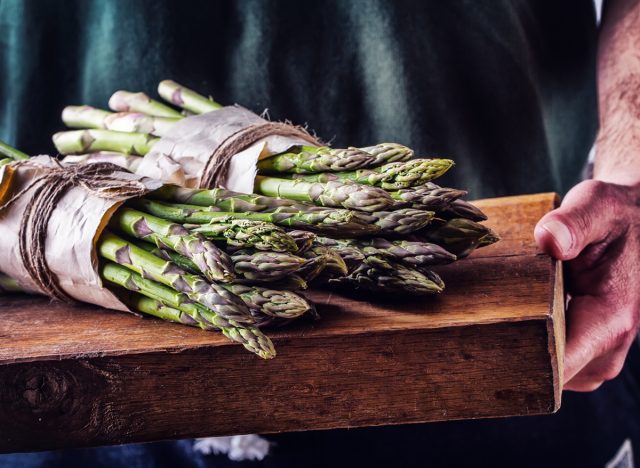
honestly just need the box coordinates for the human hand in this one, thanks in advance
[534,179,640,391]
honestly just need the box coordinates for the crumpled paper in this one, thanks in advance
[137,105,317,192]
[0,156,162,311]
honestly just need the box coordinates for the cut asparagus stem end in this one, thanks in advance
[158,80,223,114]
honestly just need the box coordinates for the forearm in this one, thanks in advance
[594,0,640,185]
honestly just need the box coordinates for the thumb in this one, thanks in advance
[534,181,614,260]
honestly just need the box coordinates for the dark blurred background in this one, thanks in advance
[0,0,598,198]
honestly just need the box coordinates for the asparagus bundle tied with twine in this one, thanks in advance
[0,76,504,360]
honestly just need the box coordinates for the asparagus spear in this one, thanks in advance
[360,142,414,165]
[370,208,435,235]
[109,90,183,118]
[110,207,235,283]
[52,129,159,155]
[152,185,375,220]
[186,218,298,252]
[295,254,329,282]
[287,230,317,254]
[101,262,274,358]
[316,237,457,269]
[388,183,468,211]
[0,139,29,160]
[254,175,394,212]
[97,231,253,324]
[438,199,488,222]
[301,245,348,281]
[158,80,223,114]
[222,284,312,320]
[329,258,444,295]
[0,274,22,293]
[0,158,12,167]
[289,158,454,190]
[118,288,201,327]
[229,249,310,281]
[104,112,179,137]
[133,239,308,282]
[131,198,379,237]
[257,145,374,174]
[414,218,500,258]
[262,274,309,291]
[62,105,113,129]
[314,243,365,274]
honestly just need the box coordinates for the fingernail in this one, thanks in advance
[542,220,573,253]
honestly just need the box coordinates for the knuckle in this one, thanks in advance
[579,179,610,200]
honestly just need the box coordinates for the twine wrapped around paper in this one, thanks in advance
[0,160,151,301]
[0,156,162,309]
[138,106,322,192]
[199,120,320,188]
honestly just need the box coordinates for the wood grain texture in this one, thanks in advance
[0,193,564,452]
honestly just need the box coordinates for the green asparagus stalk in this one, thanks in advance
[118,288,201,327]
[301,245,348,281]
[133,239,308,283]
[152,185,375,219]
[262,274,309,291]
[61,105,113,129]
[295,254,329,282]
[289,158,454,190]
[103,112,179,137]
[0,158,13,167]
[388,183,468,211]
[257,145,374,174]
[133,240,201,275]
[110,207,235,283]
[328,258,444,295]
[97,231,253,324]
[229,249,310,281]
[316,237,457,269]
[131,198,379,237]
[0,273,22,293]
[370,208,435,235]
[158,80,223,114]
[186,218,298,252]
[62,105,181,137]
[52,129,159,155]
[414,218,500,258]
[254,175,394,212]
[0,139,29,160]
[287,230,317,253]
[222,284,312,320]
[359,143,414,165]
[101,262,274,358]
[109,90,183,118]
[313,243,365,274]
[439,199,488,222]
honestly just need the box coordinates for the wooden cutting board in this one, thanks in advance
[0,193,564,453]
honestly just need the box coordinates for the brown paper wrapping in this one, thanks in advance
[0,156,162,311]
[137,106,318,192]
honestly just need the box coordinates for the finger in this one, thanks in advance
[564,340,632,392]
[534,180,621,260]
[563,294,631,383]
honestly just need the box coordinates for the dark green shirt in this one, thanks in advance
[0,0,598,197]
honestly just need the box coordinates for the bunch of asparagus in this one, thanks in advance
[2,81,500,358]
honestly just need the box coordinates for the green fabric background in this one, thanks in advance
[0,0,598,197]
